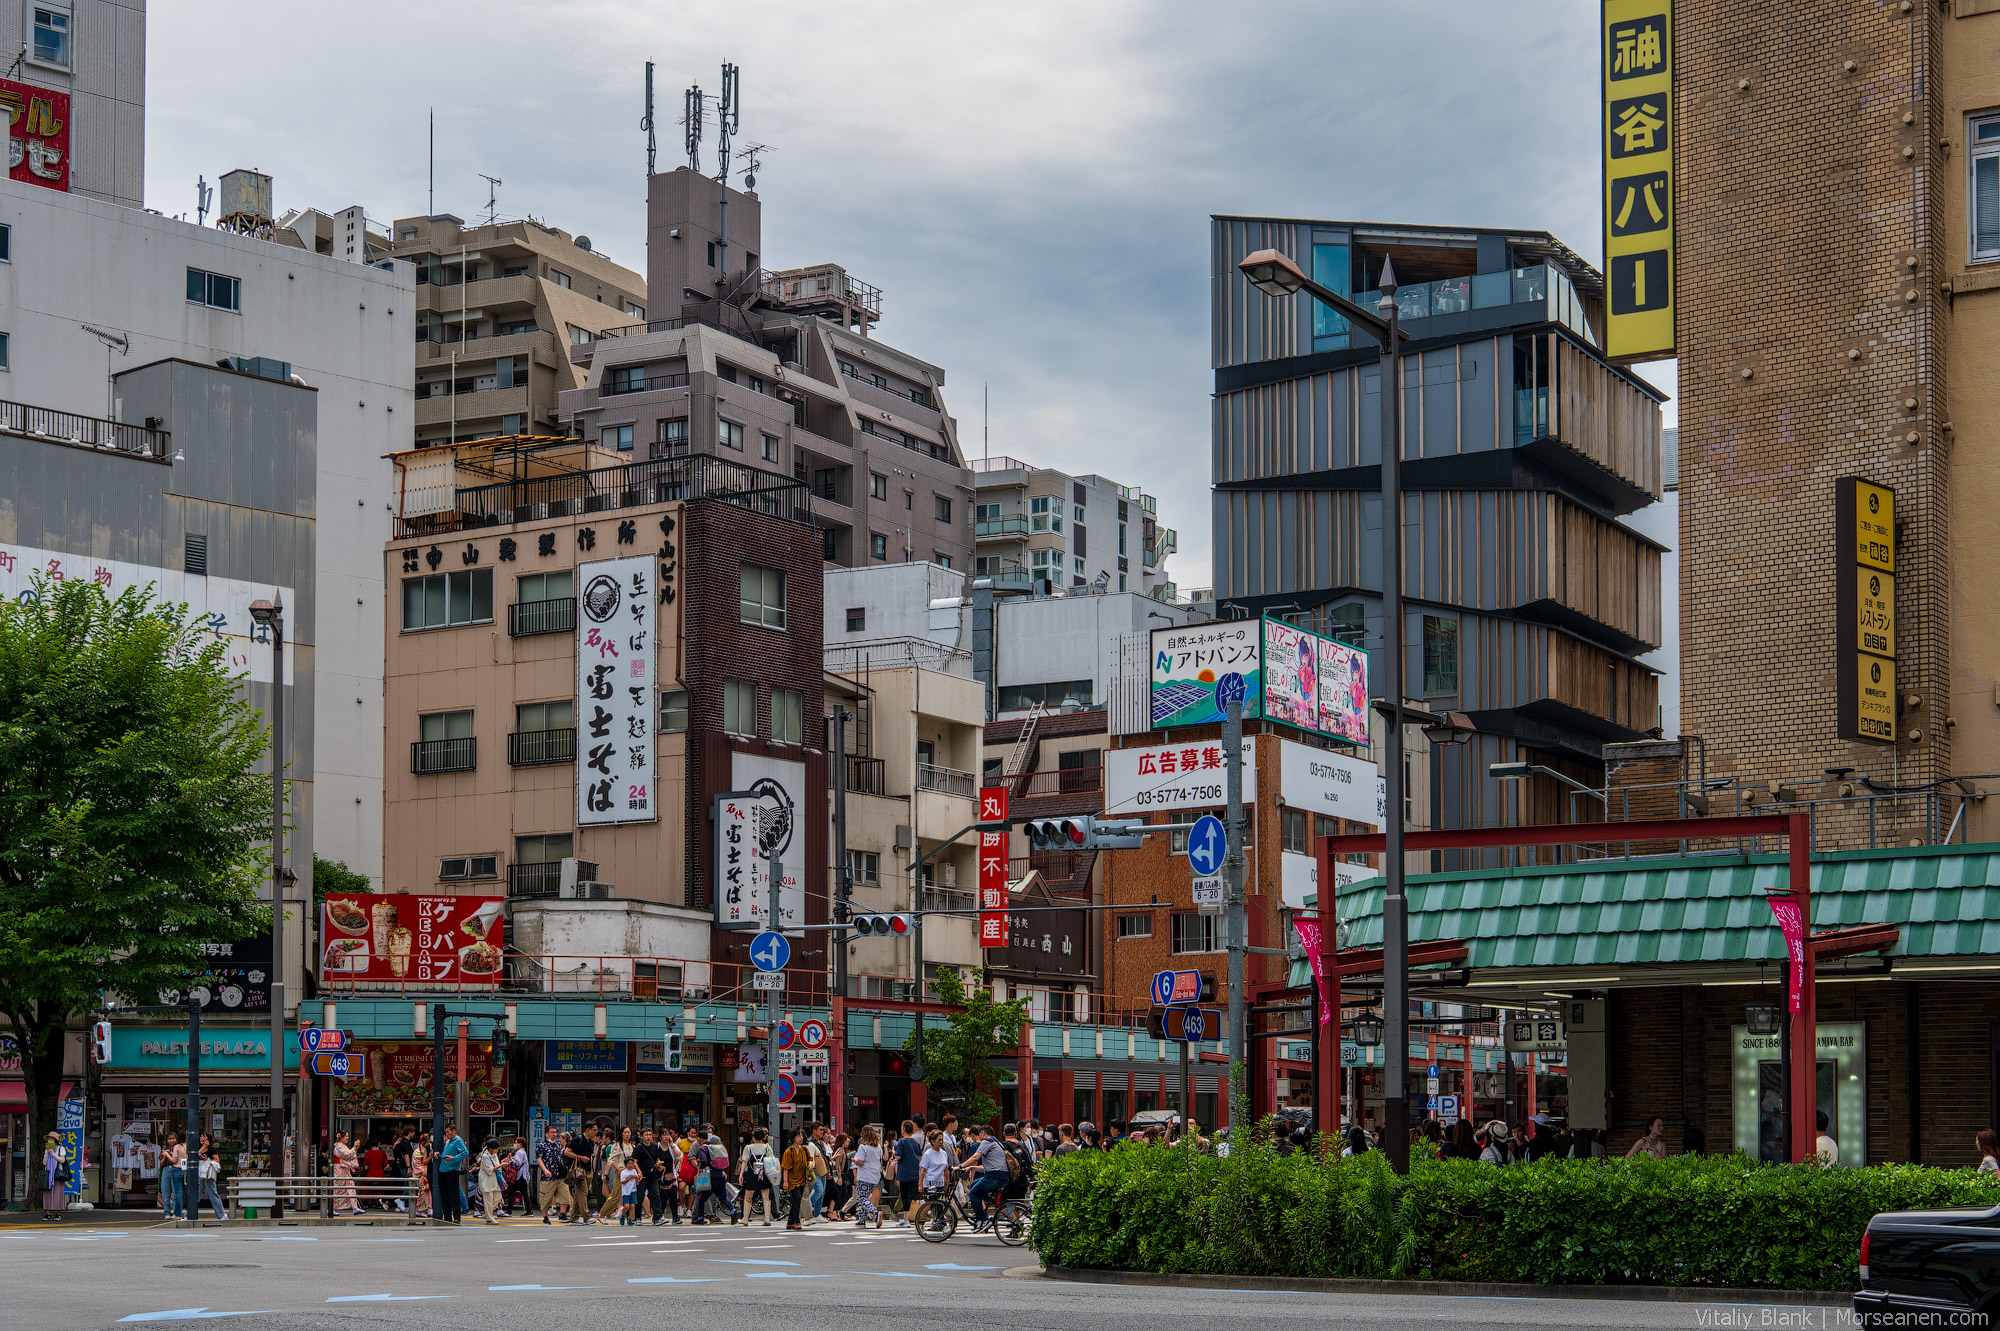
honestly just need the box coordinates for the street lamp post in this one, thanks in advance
[247,597,286,1213]
[1237,249,1414,1171]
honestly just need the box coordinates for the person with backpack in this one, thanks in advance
[1000,1122,1034,1205]
[806,1122,833,1224]
[956,1124,1011,1230]
[692,1127,733,1225]
[737,1126,778,1226]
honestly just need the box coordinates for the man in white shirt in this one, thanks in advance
[1815,1111,1839,1166]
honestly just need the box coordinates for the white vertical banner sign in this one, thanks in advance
[576,555,657,826]
[732,754,806,935]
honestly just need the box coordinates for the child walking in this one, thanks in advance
[619,1157,641,1225]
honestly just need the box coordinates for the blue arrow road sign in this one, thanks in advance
[750,931,790,973]
[1186,813,1227,877]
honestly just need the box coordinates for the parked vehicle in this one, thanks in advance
[1855,1201,2000,1326]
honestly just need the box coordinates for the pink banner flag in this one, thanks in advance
[1293,914,1333,1027]
[1766,897,1806,1012]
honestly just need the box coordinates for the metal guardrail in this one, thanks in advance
[0,398,172,462]
[411,737,476,774]
[394,453,813,538]
[508,728,575,766]
[917,763,976,798]
[223,1174,417,1219]
[602,372,690,397]
[508,596,576,637]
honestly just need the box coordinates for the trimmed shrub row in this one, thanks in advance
[1029,1139,1999,1290]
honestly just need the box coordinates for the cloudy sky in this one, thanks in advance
[148,0,1673,590]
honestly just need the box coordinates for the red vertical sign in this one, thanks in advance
[978,786,1010,948]
[1292,915,1333,1027]
[1767,897,1806,1012]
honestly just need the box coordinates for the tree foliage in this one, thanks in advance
[902,966,1029,1127]
[0,577,271,1164]
[313,855,370,908]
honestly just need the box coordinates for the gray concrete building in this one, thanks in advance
[970,455,1176,598]
[564,167,973,572]
[1209,216,1668,849]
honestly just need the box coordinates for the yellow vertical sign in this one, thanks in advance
[1836,478,1896,744]
[1602,2,1673,361]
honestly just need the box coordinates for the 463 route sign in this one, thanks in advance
[309,1051,367,1078]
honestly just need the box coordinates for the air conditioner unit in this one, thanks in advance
[557,880,614,901]
[557,858,601,895]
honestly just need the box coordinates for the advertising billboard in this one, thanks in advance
[576,554,658,826]
[1150,621,1260,728]
[0,78,70,193]
[1602,1,1674,360]
[320,894,504,984]
[1262,616,1370,748]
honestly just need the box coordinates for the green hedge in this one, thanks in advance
[1029,1138,2000,1290]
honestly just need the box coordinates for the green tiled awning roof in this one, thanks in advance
[1323,844,2000,971]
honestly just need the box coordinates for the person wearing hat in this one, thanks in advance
[1478,1121,1510,1166]
[41,1131,70,1221]
[1520,1113,1557,1162]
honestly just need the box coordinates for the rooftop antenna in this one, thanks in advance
[714,62,740,284]
[428,109,434,218]
[736,142,769,191]
[642,61,657,176]
[983,382,989,462]
[478,173,502,225]
[195,175,212,227]
[80,322,129,421]
[683,83,703,172]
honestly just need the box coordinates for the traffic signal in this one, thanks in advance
[1198,973,1217,1003]
[663,1033,684,1072]
[1025,818,1087,852]
[1090,817,1145,849]
[89,1019,112,1065]
[853,913,911,937]
[489,1024,510,1068]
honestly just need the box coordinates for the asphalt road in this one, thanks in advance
[0,1212,1852,1330]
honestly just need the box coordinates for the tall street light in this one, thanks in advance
[247,597,287,1206]
[1236,248,1415,1172]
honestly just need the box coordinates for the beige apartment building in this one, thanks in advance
[970,455,1177,598]
[1672,0,2000,843]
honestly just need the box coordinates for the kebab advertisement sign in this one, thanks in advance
[330,1040,507,1118]
[320,894,504,984]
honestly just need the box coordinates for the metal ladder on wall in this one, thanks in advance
[1003,699,1046,792]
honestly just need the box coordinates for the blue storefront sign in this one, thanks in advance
[543,1039,628,1073]
[110,1026,300,1070]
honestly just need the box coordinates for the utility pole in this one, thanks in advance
[1376,264,1411,1175]
[767,852,783,1150]
[830,710,851,1129]
[1223,700,1248,1118]
[186,989,202,1179]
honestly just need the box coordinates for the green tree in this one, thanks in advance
[903,966,1029,1127]
[0,578,272,1166]
[313,855,370,910]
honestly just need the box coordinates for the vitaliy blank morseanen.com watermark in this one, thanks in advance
[1694,1311,1975,1329]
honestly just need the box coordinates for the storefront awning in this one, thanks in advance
[0,1080,75,1110]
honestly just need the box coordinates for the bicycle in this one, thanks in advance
[991,1195,1031,1247]
[914,1185,1031,1244]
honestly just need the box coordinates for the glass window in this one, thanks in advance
[0,223,10,262]
[723,679,757,737]
[1422,614,1459,695]
[870,533,888,560]
[658,417,689,450]
[975,503,1000,523]
[516,699,574,733]
[517,570,573,603]
[660,689,690,733]
[515,832,572,864]
[1511,265,1548,304]
[845,608,865,632]
[1171,913,1219,954]
[870,473,888,500]
[821,528,837,561]
[601,423,634,452]
[771,688,804,744]
[420,709,474,742]
[1029,496,1062,533]
[32,7,68,67]
[1311,244,1352,343]
[1283,808,1309,854]
[762,433,779,462]
[567,324,589,345]
[739,564,786,629]
[608,365,645,393]
[548,268,572,289]
[1974,115,2000,261]
[401,569,493,630]
[934,495,952,523]
[719,418,744,450]
[1116,913,1153,939]
[186,268,240,312]
[846,851,880,885]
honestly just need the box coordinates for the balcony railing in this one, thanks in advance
[916,762,976,799]
[411,737,476,774]
[508,597,577,637]
[602,372,690,398]
[922,887,975,913]
[0,398,172,463]
[509,862,563,900]
[843,756,886,795]
[975,516,1030,538]
[394,453,814,538]
[508,727,575,766]
[1015,766,1103,798]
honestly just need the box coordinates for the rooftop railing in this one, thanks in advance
[0,398,172,463]
[394,453,813,538]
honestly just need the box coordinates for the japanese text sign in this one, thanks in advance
[577,554,657,826]
[1602,1,1674,359]
[1836,478,1896,744]
[1151,622,1260,728]
[978,790,1010,949]
[1766,897,1807,1013]
[319,894,504,985]
[1263,617,1370,748]
[1292,914,1333,1027]
[1,78,70,193]
[1106,737,1255,815]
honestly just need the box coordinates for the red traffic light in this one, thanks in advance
[887,913,910,935]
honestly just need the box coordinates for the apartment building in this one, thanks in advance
[0,0,143,209]
[1211,217,1666,855]
[970,455,1177,598]
[564,167,973,573]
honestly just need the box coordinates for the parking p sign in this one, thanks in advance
[1437,1094,1461,1124]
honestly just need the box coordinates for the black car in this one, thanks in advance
[1856,1201,2000,1326]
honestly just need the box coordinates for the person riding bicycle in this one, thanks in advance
[956,1124,1011,1228]
[999,1122,1034,1204]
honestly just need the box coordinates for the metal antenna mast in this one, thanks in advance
[478,174,502,225]
[195,175,212,227]
[642,62,657,176]
[715,62,740,185]
[683,83,704,172]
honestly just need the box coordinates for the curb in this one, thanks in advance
[1037,1263,1853,1307]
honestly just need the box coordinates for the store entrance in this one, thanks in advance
[636,1088,705,1139]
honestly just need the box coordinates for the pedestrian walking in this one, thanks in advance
[436,1127,468,1223]
[503,1136,530,1216]
[618,1153,641,1225]
[826,1134,852,1218]
[892,1119,923,1227]
[1479,1122,1511,1166]
[536,1125,569,1224]
[1625,1115,1669,1160]
[782,1127,813,1230]
[806,1122,832,1223]
[196,1149,228,1220]
[602,1125,635,1223]
[332,1131,361,1214]
[1978,1129,2000,1175]
[634,1128,669,1225]
[41,1130,68,1221]
[477,1139,503,1224]
[561,1125,597,1224]
[411,1136,432,1217]
[852,1124,884,1228]
[737,1127,776,1225]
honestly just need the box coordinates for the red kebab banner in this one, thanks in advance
[978,786,1009,947]
[320,894,505,984]
[1,78,70,192]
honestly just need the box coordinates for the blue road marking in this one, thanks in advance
[118,1311,278,1323]
[923,1262,1000,1270]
